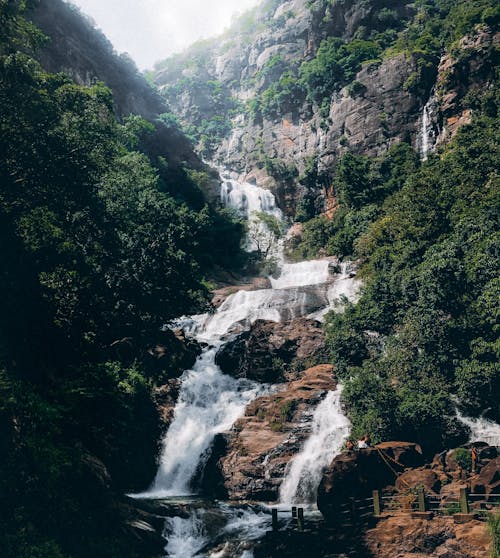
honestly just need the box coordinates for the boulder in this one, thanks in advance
[317,442,424,523]
[471,456,500,496]
[202,365,336,500]
[215,317,328,383]
[396,467,441,494]
[365,514,490,558]
[144,328,201,380]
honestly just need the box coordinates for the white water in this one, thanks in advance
[418,92,440,160]
[220,174,282,220]
[309,262,361,321]
[164,511,208,558]
[141,172,358,556]
[279,386,351,504]
[146,349,265,498]
[270,259,333,289]
[457,411,500,447]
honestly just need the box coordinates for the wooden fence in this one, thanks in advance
[270,489,499,532]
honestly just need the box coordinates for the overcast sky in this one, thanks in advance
[70,0,261,70]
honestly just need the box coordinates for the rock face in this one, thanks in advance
[317,442,424,521]
[152,1,498,218]
[364,515,491,558]
[215,318,327,382]
[202,364,336,501]
[153,0,422,216]
[436,26,500,144]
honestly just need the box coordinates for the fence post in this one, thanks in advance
[373,490,381,517]
[297,507,304,532]
[459,487,469,514]
[272,508,278,532]
[350,497,357,524]
[418,487,426,512]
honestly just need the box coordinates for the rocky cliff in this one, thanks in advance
[152,0,499,216]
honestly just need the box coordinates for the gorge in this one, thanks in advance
[1,1,499,558]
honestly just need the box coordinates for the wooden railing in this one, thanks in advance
[270,489,499,532]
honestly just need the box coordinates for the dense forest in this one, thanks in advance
[0,2,243,556]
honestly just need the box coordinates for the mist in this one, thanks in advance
[71,0,261,69]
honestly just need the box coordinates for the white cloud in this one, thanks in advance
[71,0,261,69]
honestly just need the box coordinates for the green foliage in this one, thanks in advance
[161,76,235,156]
[453,448,472,472]
[489,511,500,558]
[259,71,306,119]
[263,156,298,182]
[319,95,499,455]
[299,35,389,104]
[279,400,297,422]
[0,5,245,557]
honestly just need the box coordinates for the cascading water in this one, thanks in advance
[164,511,208,558]
[279,386,351,504]
[456,411,500,447]
[147,349,265,498]
[270,259,333,289]
[418,91,440,160]
[220,172,282,220]
[137,169,359,556]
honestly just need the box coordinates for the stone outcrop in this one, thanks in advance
[316,443,498,557]
[365,514,491,558]
[202,365,336,500]
[215,318,327,382]
[471,456,500,496]
[317,442,424,522]
[435,25,500,146]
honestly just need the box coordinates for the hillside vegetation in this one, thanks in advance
[0,2,243,557]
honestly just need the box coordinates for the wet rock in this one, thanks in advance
[203,365,336,500]
[215,317,328,383]
[154,379,182,431]
[211,277,272,308]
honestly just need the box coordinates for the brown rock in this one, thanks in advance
[211,277,272,308]
[365,514,490,558]
[202,365,336,500]
[317,442,424,523]
[215,317,328,383]
[471,456,500,496]
[396,468,441,494]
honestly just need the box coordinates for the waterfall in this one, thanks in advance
[270,259,333,289]
[279,386,351,504]
[146,349,265,498]
[457,411,500,447]
[220,173,282,220]
[308,262,360,321]
[164,511,208,558]
[220,170,283,256]
[418,91,440,160]
[137,171,357,555]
